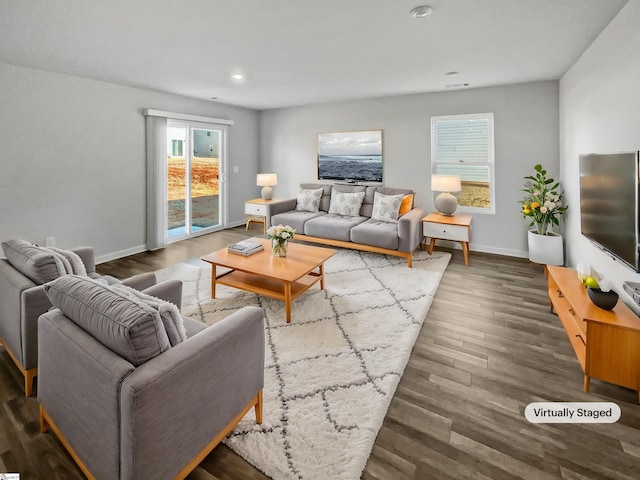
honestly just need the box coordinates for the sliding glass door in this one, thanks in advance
[167,121,225,241]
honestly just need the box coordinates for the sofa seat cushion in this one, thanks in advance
[182,316,208,338]
[43,275,171,366]
[271,211,326,233]
[304,214,368,241]
[2,239,68,284]
[350,220,400,250]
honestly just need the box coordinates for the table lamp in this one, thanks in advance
[257,173,277,200]
[432,174,461,216]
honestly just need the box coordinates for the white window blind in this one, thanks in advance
[431,113,495,213]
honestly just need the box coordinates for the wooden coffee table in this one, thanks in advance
[201,238,336,323]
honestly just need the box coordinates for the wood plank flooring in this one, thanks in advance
[2,225,640,479]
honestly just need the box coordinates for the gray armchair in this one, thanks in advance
[0,239,157,396]
[38,275,265,480]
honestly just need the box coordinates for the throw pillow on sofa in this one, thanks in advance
[295,187,324,213]
[328,191,366,216]
[398,194,414,217]
[371,192,404,223]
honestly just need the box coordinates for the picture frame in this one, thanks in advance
[317,130,383,183]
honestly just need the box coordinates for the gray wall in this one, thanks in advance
[0,62,259,262]
[559,0,640,312]
[259,81,560,257]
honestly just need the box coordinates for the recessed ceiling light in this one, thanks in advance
[410,5,433,18]
[445,71,459,77]
[231,73,244,81]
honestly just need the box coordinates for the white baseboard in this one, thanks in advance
[433,239,528,259]
[96,244,147,265]
[95,221,249,264]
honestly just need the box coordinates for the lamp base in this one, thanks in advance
[435,192,458,216]
[261,186,273,200]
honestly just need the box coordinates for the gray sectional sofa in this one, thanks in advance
[268,183,424,267]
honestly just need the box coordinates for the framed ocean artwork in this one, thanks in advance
[317,130,383,183]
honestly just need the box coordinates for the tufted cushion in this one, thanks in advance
[110,284,187,347]
[44,275,171,366]
[295,187,324,213]
[371,192,404,223]
[328,191,366,216]
[2,238,68,284]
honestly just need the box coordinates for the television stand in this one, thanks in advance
[547,265,640,402]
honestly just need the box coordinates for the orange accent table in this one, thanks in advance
[202,238,336,323]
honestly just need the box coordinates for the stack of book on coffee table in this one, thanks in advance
[228,240,264,256]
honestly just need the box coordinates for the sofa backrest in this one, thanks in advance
[299,183,414,217]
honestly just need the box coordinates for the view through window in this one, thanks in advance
[431,113,495,213]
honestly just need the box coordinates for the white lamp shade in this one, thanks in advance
[431,175,461,192]
[257,173,278,187]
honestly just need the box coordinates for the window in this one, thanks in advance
[431,113,495,214]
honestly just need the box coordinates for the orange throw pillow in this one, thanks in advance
[398,194,413,217]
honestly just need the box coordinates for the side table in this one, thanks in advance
[421,212,472,265]
[245,199,271,233]
[245,198,289,233]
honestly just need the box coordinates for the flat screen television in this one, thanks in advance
[317,130,383,183]
[579,151,640,272]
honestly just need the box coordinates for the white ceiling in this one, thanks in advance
[0,0,628,110]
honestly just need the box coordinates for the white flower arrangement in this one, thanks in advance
[267,224,296,241]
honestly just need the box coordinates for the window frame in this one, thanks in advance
[431,112,496,215]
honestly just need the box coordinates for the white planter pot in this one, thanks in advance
[528,230,564,265]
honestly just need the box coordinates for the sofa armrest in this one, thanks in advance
[21,285,53,370]
[38,310,135,480]
[142,279,183,310]
[71,246,96,274]
[0,260,40,368]
[122,272,157,291]
[397,207,425,252]
[120,306,265,479]
[266,198,298,228]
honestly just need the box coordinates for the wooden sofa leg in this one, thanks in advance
[25,368,37,397]
[40,404,48,433]
[255,389,263,425]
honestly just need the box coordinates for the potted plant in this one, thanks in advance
[520,164,568,265]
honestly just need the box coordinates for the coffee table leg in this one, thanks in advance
[284,281,292,323]
[211,265,217,299]
[319,264,325,290]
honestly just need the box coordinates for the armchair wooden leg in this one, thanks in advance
[255,389,263,425]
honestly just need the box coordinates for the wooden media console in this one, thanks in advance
[547,265,640,402]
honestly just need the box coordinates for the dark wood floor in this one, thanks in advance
[2,225,640,479]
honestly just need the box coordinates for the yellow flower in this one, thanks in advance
[523,206,531,214]
[531,201,540,209]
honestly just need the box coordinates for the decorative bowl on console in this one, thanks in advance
[587,287,619,310]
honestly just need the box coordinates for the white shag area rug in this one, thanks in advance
[156,248,451,480]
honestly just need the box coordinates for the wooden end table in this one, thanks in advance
[421,212,472,265]
[201,238,336,323]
